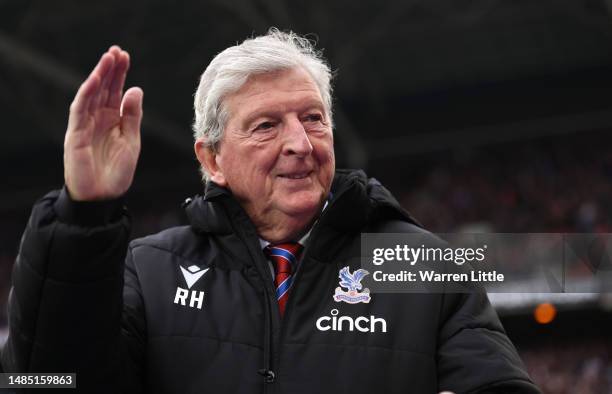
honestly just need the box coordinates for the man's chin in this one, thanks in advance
[278,193,325,218]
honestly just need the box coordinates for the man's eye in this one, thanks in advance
[304,114,322,122]
[254,122,275,131]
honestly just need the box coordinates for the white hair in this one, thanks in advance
[192,28,334,181]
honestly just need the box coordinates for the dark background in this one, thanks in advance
[1,1,612,392]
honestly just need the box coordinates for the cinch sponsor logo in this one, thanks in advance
[316,309,387,333]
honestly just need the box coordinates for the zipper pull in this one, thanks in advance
[257,369,276,383]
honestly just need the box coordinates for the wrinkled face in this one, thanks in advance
[204,67,335,228]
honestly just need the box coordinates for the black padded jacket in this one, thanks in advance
[2,169,540,394]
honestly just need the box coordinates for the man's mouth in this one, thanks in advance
[279,171,311,179]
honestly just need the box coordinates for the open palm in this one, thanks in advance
[64,45,143,201]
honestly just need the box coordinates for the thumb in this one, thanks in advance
[121,86,143,136]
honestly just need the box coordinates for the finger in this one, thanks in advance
[89,51,116,112]
[97,47,121,109]
[120,87,144,137]
[107,50,130,109]
[68,73,100,131]
[67,49,114,131]
[89,50,115,80]
[71,51,113,114]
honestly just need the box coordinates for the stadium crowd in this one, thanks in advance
[523,339,612,394]
[401,135,612,234]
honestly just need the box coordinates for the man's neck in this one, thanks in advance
[256,212,318,243]
[255,199,329,244]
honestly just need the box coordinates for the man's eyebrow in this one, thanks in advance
[242,109,281,127]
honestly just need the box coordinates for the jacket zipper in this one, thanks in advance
[273,183,355,387]
[233,214,281,393]
[227,176,358,393]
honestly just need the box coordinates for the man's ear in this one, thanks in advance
[194,139,227,186]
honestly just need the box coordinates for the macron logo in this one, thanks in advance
[180,265,210,289]
[174,265,210,310]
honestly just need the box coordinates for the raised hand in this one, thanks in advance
[63,45,143,201]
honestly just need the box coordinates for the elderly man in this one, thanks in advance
[2,30,540,393]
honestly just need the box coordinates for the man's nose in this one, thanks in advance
[282,117,313,157]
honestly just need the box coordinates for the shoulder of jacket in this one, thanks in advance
[369,219,446,247]
[128,225,203,256]
[372,219,427,234]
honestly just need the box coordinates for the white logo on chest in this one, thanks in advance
[173,265,209,310]
[316,309,387,333]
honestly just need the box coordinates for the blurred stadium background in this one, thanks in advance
[1,0,612,392]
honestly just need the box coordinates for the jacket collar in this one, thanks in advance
[325,169,420,230]
[183,182,234,235]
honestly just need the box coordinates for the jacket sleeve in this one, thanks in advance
[436,288,541,393]
[1,188,145,393]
